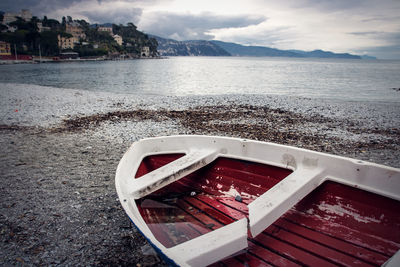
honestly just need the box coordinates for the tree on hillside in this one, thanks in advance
[73,43,108,57]
[9,16,38,33]
[85,28,114,43]
[111,22,157,55]
[0,24,7,32]
[43,18,61,31]
[0,30,28,54]
[29,16,40,31]
[61,16,66,30]
[112,24,122,34]
[58,32,73,38]
[148,37,158,54]
[75,19,89,28]
[127,23,137,30]
[9,17,30,31]
[26,30,40,52]
[39,31,59,56]
[113,22,141,39]
[75,19,90,36]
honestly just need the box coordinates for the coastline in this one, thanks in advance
[1,83,399,265]
[0,60,36,65]
[0,56,164,65]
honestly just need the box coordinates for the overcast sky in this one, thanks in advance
[1,0,400,59]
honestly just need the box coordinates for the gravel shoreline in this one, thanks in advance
[1,83,399,266]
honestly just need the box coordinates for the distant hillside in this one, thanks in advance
[214,40,362,59]
[289,49,361,59]
[211,40,300,57]
[153,36,230,56]
[360,55,377,60]
[153,36,365,59]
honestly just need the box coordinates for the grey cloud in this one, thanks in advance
[353,32,400,59]
[361,15,400,23]
[0,0,85,14]
[143,12,266,40]
[97,0,170,4]
[81,7,142,24]
[284,0,366,11]
[0,0,169,19]
[348,31,385,36]
[348,31,400,42]
[285,0,400,14]
[355,44,400,59]
[221,26,293,47]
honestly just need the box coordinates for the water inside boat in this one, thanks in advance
[134,154,400,266]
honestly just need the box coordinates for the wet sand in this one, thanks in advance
[1,83,399,265]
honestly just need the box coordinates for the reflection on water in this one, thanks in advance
[1,57,399,102]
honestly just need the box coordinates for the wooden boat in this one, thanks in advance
[115,135,400,266]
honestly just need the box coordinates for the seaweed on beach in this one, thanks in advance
[51,104,399,154]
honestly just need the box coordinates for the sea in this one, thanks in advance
[1,56,400,103]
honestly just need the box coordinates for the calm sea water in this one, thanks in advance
[1,57,399,103]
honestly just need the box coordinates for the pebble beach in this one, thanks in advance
[1,82,399,265]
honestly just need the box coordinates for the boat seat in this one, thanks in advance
[127,149,219,199]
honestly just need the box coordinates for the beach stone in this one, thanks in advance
[0,83,399,265]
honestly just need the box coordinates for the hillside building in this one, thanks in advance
[2,13,18,24]
[1,9,32,24]
[20,9,32,21]
[58,35,79,50]
[98,26,113,34]
[37,22,51,32]
[59,52,79,59]
[113,34,123,45]
[1,25,17,33]
[66,22,86,40]
[0,41,12,55]
[141,46,150,57]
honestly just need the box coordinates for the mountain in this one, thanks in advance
[211,40,300,57]
[214,40,361,59]
[153,35,367,59]
[289,49,361,59]
[360,55,377,60]
[89,23,113,28]
[152,36,230,56]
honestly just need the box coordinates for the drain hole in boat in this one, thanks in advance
[134,154,292,248]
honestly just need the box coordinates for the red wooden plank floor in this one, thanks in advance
[134,154,400,266]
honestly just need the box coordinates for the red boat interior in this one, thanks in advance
[134,154,400,266]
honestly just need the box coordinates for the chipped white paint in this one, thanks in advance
[216,184,258,200]
[317,202,381,223]
[115,135,400,266]
[218,185,240,198]
[250,183,262,188]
